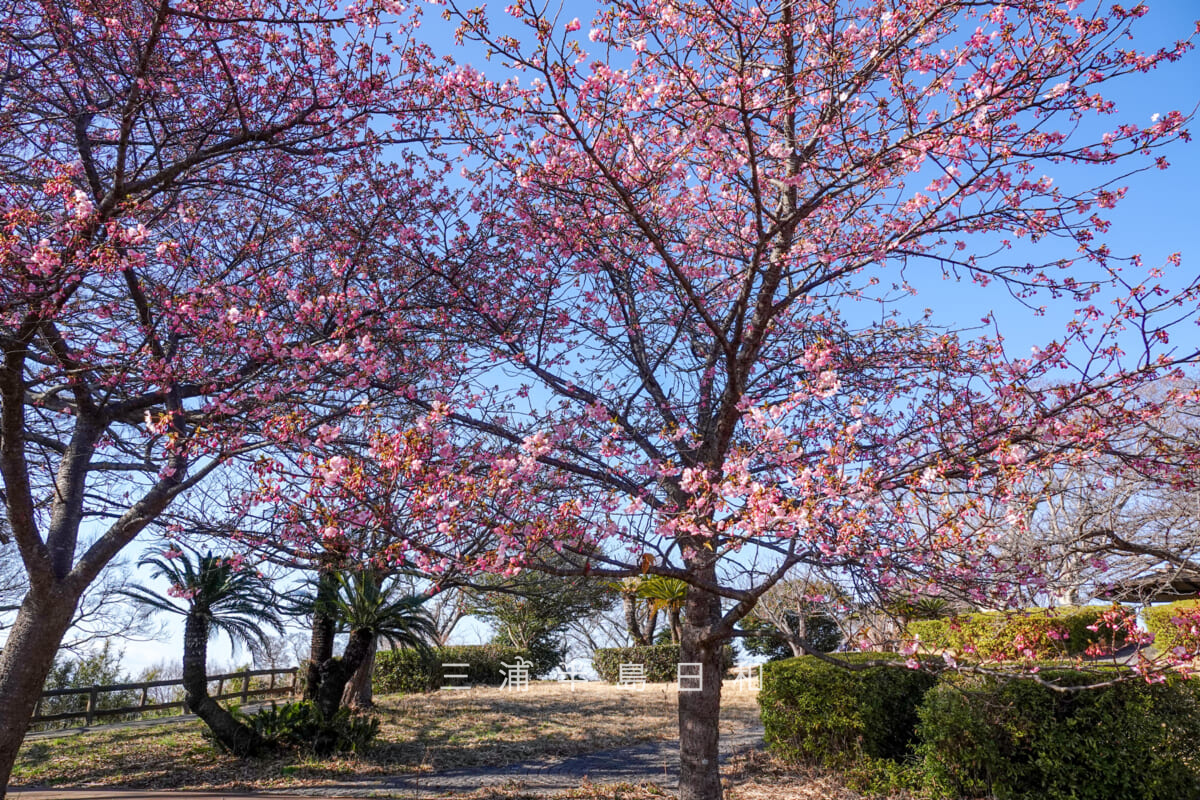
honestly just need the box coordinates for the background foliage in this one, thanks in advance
[1144,599,1200,656]
[906,606,1132,660]
[372,645,529,693]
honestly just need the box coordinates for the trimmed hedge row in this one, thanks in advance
[592,644,735,684]
[1144,599,1200,655]
[918,670,1200,800]
[759,653,936,766]
[373,645,529,693]
[760,655,1200,800]
[907,605,1131,660]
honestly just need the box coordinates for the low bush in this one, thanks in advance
[373,645,529,693]
[1144,599,1200,656]
[758,653,937,769]
[242,700,379,755]
[907,605,1132,660]
[916,669,1200,800]
[592,644,735,684]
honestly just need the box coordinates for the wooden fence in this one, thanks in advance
[32,667,299,727]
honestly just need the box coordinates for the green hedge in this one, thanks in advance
[759,653,937,768]
[1144,599,1200,656]
[592,644,735,684]
[373,645,529,693]
[907,605,1131,660]
[916,669,1200,800]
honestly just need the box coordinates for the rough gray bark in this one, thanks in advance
[0,582,78,797]
[677,571,725,800]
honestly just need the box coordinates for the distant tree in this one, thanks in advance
[121,549,283,755]
[741,576,847,657]
[467,567,615,677]
[637,576,689,645]
[1004,395,1200,605]
[1,541,164,656]
[608,577,659,647]
[36,641,139,728]
[740,615,841,660]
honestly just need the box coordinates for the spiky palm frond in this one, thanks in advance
[330,569,437,655]
[636,576,689,614]
[122,549,284,653]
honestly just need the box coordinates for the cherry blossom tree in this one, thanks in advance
[307,2,1197,797]
[0,0,447,788]
[996,385,1200,605]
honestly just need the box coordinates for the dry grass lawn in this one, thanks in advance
[12,681,786,794]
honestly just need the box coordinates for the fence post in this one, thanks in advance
[241,671,250,704]
[140,686,149,708]
[86,687,99,726]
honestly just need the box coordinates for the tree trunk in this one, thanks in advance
[785,614,809,657]
[315,627,374,719]
[623,592,647,645]
[0,582,78,797]
[341,635,377,709]
[645,606,660,645]
[304,569,338,702]
[669,607,682,645]
[181,612,266,756]
[678,575,725,800]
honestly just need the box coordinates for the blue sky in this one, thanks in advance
[924,0,1200,358]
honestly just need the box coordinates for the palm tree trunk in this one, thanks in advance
[645,606,660,644]
[304,569,338,702]
[341,635,377,709]
[315,627,374,719]
[623,592,647,645]
[182,612,266,756]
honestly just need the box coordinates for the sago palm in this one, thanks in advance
[309,568,436,715]
[122,548,283,755]
[637,576,689,644]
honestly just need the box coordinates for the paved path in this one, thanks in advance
[10,722,764,799]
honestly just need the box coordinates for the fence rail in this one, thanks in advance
[32,667,299,727]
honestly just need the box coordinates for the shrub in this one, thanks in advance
[243,700,378,755]
[1144,599,1200,656]
[592,644,735,684]
[373,645,530,693]
[907,605,1132,660]
[916,669,1200,800]
[758,653,937,769]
